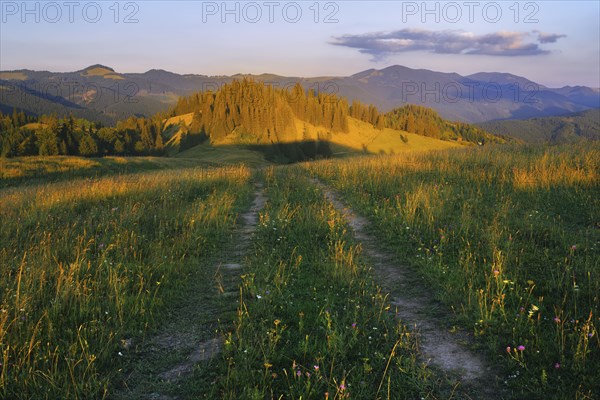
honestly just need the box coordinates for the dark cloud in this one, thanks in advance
[331,29,566,59]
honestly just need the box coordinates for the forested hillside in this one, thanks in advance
[169,80,387,141]
[385,105,507,144]
[1,79,505,159]
[479,109,600,143]
[169,79,501,146]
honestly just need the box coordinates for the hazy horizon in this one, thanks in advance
[3,62,600,90]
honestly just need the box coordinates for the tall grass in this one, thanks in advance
[0,155,210,189]
[0,165,252,399]
[213,167,440,399]
[307,143,599,399]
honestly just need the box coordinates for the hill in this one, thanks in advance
[478,109,600,143]
[160,80,466,163]
[1,64,597,124]
[170,114,460,161]
[323,117,461,154]
[161,79,492,160]
[384,104,507,144]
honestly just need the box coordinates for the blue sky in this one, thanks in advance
[1,1,599,87]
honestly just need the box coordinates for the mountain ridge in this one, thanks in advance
[478,108,600,143]
[5,63,597,90]
[1,64,598,125]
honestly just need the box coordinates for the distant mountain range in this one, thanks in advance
[479,109,600,144]
[1,64,598,126]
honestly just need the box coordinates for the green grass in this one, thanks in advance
[0,155,212,189]
[166,114,461,162]
[2,142,598,399]
[176,143,269,168]
[0,163,253,399]
[209,167,440,399]
[306,143,600,399]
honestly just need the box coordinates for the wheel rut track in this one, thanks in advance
[114,182,267,399]
[313,178,505,399]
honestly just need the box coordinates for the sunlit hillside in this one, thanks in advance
[163,112,462,160]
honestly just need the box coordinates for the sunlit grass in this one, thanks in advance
[0,155,211,189]
[0,156,101,179]
[2,142,598,399]
[307,143,599,399]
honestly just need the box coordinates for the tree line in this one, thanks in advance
[0,110,165,157]
[385,104,506,144]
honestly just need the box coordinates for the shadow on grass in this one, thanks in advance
[0,157,201,189]
[0,141,366,189]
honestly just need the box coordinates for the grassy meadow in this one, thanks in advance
[0,160,253,398]
[209,167,441,399]
[0,156,215,189]
[307,143,599,399]
[1,141,598,399]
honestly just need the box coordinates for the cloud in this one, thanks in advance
[331,29,566,60]
[534,31,567,44]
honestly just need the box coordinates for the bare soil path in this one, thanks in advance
[112,183,267,400]
[314,178,505,399]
